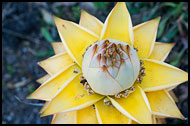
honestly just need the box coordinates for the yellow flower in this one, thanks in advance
[27,2,188,124]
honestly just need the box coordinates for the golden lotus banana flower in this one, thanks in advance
[27,2,188,124]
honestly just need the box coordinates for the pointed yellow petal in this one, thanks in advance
[77,105,98,124]
[36,74,51,84]
[53,16,99,67]
[41,74,104,116]
[51,111,76,124]
[134,17,160,59]
[108,85,152,124]
[146,90,184,119]
[100,2,134,45]
[27,64,80,101]
[148,42,175,61]
[38,53,74,75]
[51,42,66,54]
[51,105,98,124]
[79,10,103,36]
[140,59,188,91]
[40,101,50,114]
[95,99,131,124]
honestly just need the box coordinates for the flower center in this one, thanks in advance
[82,39,140,96]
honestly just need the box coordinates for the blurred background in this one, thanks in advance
[2,2,188,124]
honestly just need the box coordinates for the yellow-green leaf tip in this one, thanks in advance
[155,16,161,22]
[26,95,32,99]
[40,112,47,117]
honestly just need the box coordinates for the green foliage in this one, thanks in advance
[93,2,109,9]
[41,27,54,42]
[157,16,169,38]
[6,64,15,74]
[170,48,186,67]
[35,50,54,58]
[71,6,81,21]
[93,2,110,15]
[27,84,35,93]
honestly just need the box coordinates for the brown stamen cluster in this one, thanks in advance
[101,40,128,68]
[136,60,146,83]
[79,75,94,95]
[114,86,135,98]
[103,98,114,107]
[90,40,133,79]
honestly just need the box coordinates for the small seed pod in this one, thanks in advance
[85,84,90,89]
[87,89,94,95]
[73,69,79,73]
[104,98,110,103]
[79,75,85,80]
[135,48,138,51]
[115,93,121,98]
[80,79,86,84]
[140,60,144,65]
[123,92,128,98]
[130,86,135,91]
[141,72,146,76]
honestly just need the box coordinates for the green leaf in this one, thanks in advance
[41,27,54,42]
[41,9,54,25]
[71,6,81,21]
[170,48,186,67]
[157,16,169,38]
[93,2,109,9]
[160,2,177,8]
[27,84,35,93]
[170,2,184,16]
[165,28,178,42]
[6,64,14,74]
[35,50,54,58]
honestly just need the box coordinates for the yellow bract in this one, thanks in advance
[77,105,98,124]
[146,90,184,119]
[38,53,74,75]
[53,16,99,67]
[51,105,98,124]
[95,99,131,124]
[27,64,80,101]
[36,74,51,84]
[100,2,134,46]
[41,74,104,116]
[108,85,152,124]
[79,10,103,36]
[51,42,66,54]
[140,59,188,91]
[134,17,160,59]
[148,42,175,61]
[51,111,76,124]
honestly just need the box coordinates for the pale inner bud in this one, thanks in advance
[82,39,140,95]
